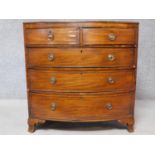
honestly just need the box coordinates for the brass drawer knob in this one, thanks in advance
[48,30,54,40]
[107,77,114,84]
[48,53,55,61]
[50,77,57,84]
[105,103,113,110]
[108,33,116,41]
[50,103,57,111]
[107,54,115,61]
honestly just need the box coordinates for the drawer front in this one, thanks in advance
[28,70,135,92]
[30,92,134,121]
[27,48,135,68]
[25,28,79,45]
[83,28,136,45]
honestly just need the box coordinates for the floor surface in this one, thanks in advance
[0,99,154,135]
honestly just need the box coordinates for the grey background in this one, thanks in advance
[0,19,154,100]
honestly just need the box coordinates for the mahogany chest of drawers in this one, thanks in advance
[23,21,139,132]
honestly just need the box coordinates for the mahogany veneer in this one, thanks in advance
[23,21,139,132]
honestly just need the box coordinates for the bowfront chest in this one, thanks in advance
[23,21,139,132]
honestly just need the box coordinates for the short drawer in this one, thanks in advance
[30,92,134,121]
[82,28,136,45]
[27,48,135,68]
[25,28,79,45]
[28,70,135,92]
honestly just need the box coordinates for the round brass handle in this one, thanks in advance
[105,103,113,110]
[48,31,54,40]
[48,53,55,61]
[50,103,57,111]
[50,77,57,84]
[107,77,114,84]
[107,54,115,61]
[108,33,116,41]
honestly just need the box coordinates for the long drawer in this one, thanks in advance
[28,70,135,92]
[30,92,134,121]
[27,48,135,68]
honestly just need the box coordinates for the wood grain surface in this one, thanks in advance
[27,48,136,68]
[23,21,138,132]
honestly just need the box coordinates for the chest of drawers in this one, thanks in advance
[23,21,139,133]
